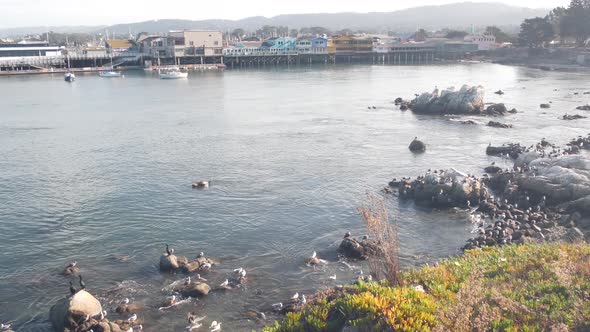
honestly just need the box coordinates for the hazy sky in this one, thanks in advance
[0,0,570,28]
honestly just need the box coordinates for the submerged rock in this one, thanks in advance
[576,105,590,111]
[487,121,512,128]
[562,114,587,120]
[540,103,551,109]
[174,281,211,297]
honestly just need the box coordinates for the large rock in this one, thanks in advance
[159,254,179,272]
[50,290,103,332]
[484,103,509,116]
[409,138,426,152]
[411,85,485,115]
[510,154,590,216]
[173,282,211,297]
[398,169,488,208]
[338,237,381,259]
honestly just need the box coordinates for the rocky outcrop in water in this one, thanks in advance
[486,143,525,159]
[396,169,489,208]
[173,281,211,297]
[540,103,551,109]
[561,114,587,120]
[484,103,513,116]
[50,290,104,332]
[568,134,590,150]
[411,85,485,115]
[338,234,382,260]
[408,138,426,152]
[576,105,590,111]
[487,121,512,128]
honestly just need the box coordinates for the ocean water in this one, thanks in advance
[0,63,588,331]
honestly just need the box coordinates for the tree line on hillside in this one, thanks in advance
[519,0,590,47]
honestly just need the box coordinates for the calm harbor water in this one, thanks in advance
[0,63,589,331]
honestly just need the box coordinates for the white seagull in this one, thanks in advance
[186,322,202,331]
[200,263,212,270]
[127,314,137,322]
[311,251,317,259]
[329,274,337,280]
[272,302,283,311]
[291,292,299,300]
[210,321,221,331]
[196,274,208,282]
[122,298,130,304]
[301,294,307,305]
[1,323,11,330]
[219,279,229,287]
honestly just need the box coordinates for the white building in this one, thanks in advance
[464,34,496,51]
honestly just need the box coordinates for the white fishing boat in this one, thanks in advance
[159,68,188,79]
[99,69,122,77]
[99,49,122,77]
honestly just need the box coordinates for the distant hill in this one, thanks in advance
[0,2,550,37]
[0,25,106,37]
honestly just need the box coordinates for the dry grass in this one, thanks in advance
[358,193,401,286]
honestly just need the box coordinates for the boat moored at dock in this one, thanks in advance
[159,68,188,79]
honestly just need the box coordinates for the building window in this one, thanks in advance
[158,41,163,47]
[214,41,219,46]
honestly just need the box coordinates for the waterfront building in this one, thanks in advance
[106,39,134,54]
[464,34,496,51]
[0,42,63,57]
[331,36,373,55]
[296,38,312,53]
[169,30,223,56]
[310,37,329,54]
[261,37,297,50]
[138,35,175,58]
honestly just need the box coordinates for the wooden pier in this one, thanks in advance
[0,46,438,75]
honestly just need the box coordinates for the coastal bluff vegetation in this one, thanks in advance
[263,242,590,332]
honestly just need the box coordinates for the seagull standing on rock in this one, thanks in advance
[272,302,283,311]
[1,323,11,331]
[291,292,299,300]
[127,314,137,322]
[220,279,229,287]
